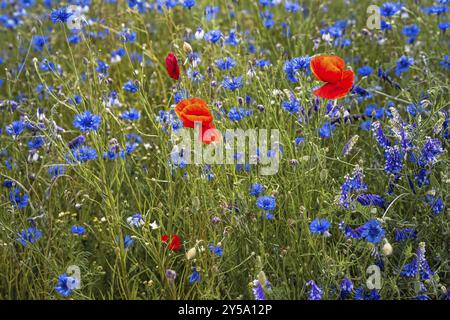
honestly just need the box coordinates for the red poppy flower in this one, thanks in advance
[161,234,182,251]
[310,54,354,100]
[165,52,180,81]
[175,98,221,144]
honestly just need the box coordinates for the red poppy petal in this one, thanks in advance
[311,55,346,83]
[169,235,181,251]
[313,70,354,100]
[175,98,213,128]
[202,125,221,145]
[161,234,169,243]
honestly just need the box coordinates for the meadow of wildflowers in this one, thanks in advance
[0,0,449,301]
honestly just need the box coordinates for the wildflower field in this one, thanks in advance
[0,0,449,301]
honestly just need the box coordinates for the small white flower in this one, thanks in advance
[195,27,204,40]
[149,221,159,230]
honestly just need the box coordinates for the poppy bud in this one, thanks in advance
[382,239,393,256]
[186,247,196,260]
[183,42,193,54]
[165,52,180,81]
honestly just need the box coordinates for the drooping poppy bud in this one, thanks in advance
[165,52,180,80]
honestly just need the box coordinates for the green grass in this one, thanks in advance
[0,0,448,300]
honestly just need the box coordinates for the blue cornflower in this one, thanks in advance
[342,224,361,239]
[118,235,134,250]
[281,22,291,37]
[256,59,271,68]
[339,166,367,209]
[340,277,354,299]
[6,120,25,137]
[204,30,222,43]
[360,219,385,244]
[395,56,414,76]
[71,225,86,235]
[224,30,240,46]
[10,188,29,209]
[103,147,126,161]
[395,228,417,242]
[353,287,365,300]
[381,20,393,31]
[68,34,81,44]
[402,24,420,43]
[27,136,45,149]
[353,85,372,100]
[174,89,189,103]
[356,194,385,208]
[380,2,402,17]
[319,122,335,138]
[189,268,201,284]
[309,219,331,236]
[17,227,42,246]
[439,55,450,69]
[250,183,264,197]
[96,60,109,74]
[422,5,448,15]
[227,107,252,121]
[285,1,302,12]
[281,96,300,114]
[187,68,204,83]
[50,7,72,24]
[384,146,403,174]
[438,22,450,31]
[360,120,372,131]
[284,56,311,82]
[69,95,82,105]
[69,146,97,163]
[222,76,244,91]
[306,280,322,300]
[120,108,140,122]
[406,103,425,117]
[367,289,381,300]
[295,136,305,145]
[358,65,373,77]
[68,135,86,150]
[183,0,196,9]
[205,6,219,21]
[123,80,139,93]
[126,213,144,228]
[416,294,430,300]
[208,243,223,256]
[32,35,48,52]
[110,47,126,63]
[39,59,57,72]
[187,51,201,67]
[119,28,136,43]
[260,9,274,28]
[256,196,276,211]
[55,273,79,297]
[215,57,236,70]
[73,111,101,132]
[2,180,14,188]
